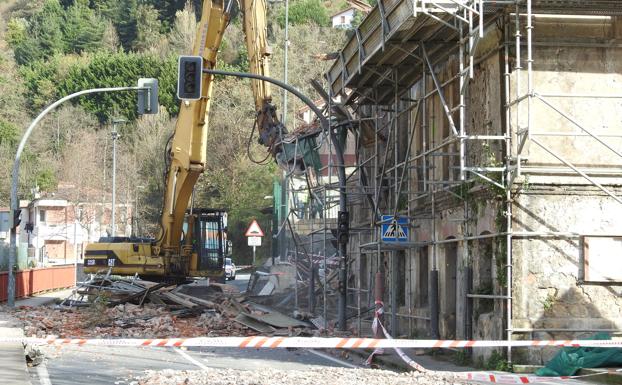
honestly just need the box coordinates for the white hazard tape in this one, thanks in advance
[377,319,428,372]
[1,336,622,349]
[367,300,428,372]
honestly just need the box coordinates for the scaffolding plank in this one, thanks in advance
[328,0,622,104]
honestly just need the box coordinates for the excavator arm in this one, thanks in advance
[240,0,285,155]
[159,0,300,258]
[85,0,309,280]
[156,0,229,273]
[157,0,286,273]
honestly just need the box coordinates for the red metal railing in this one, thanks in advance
[0,265,75,302]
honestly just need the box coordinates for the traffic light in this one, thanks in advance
[177,56,203,101]
[137,78,159,115]
[337,211,349,245]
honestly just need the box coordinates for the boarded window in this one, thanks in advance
[583,236,622,282]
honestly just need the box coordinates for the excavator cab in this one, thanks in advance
[187,209,228,278]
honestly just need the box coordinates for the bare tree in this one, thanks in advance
[167,1,198,56]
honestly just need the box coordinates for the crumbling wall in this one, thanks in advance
[342,10,622,367]
[466,27,504,169]
[412,196,505,358]
[512,188,622,364]
[510,16,622,171]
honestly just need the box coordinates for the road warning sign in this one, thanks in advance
[245,219,264,237]
[381,215,408,243]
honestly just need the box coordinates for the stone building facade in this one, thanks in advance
[322,1,622,365]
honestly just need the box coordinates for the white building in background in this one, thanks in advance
[9,183,134,267]
[331,7,356,28]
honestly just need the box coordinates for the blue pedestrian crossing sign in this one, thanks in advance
[381,215,409,242]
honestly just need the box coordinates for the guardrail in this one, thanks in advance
[0,265,75,302]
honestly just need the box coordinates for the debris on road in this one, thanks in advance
[135,367,477,385]
[10,274,318,339]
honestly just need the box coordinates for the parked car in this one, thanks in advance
[225,258,236,280]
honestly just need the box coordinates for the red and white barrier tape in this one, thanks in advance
[1,335,621,349]
[362,301,622,383]
[463,372,569,384]
[366,300,386,367]
[1,336,618,383]
[460,369,622,384]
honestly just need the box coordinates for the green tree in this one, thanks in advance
[5,18,28,48]
[32,0,65,57]
[9,0,107,63]
[57,52,178,122]
[0,121,19,146]
[20,51,178,122]
[133,4,164,52]
[62,0,106,54]
[351,10,364,29]
[36,168,58,192]
[145,0,202,31]
[9,0,65,65]
[116,0,138,51]
[276,0,329,27]
[86,0,121,18]
[20,57,64,111]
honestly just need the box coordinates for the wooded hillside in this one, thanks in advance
[0,0,358,262]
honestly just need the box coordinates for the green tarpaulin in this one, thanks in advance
[536,333,622,376]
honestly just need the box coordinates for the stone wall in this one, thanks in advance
[510,16,622,170]
[511,187,622,363]
[335,11,622,366]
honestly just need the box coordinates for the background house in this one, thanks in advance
[331,7,356,28]
[0,183,135,268]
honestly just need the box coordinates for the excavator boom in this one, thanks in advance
[85,0,300,280]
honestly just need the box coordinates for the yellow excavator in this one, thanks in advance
[84,0,288,281]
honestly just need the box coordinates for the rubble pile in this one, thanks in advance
[135,367,477,385]
[11,275,318,339]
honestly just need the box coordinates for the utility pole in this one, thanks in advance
[110,118,124,237]
[74,211,78,284]
[280,0,290,266]
[283,0,289,124]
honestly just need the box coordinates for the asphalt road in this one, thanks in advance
[28,344,358,385]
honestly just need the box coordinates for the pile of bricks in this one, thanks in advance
[10,277,317,339]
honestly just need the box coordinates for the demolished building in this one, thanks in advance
[284,0,622,365]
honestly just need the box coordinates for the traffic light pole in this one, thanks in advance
[203,68,350,330]
[7,84,156,307]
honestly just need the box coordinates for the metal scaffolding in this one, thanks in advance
[277,0,622,363]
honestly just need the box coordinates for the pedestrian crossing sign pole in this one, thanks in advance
[381,215,409,243]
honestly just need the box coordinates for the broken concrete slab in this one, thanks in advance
[244,303,311,329]
[234,314,277,334]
